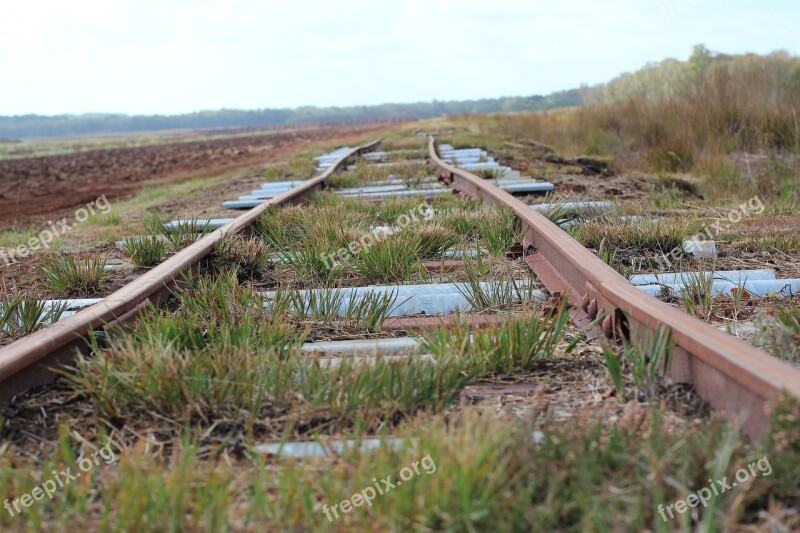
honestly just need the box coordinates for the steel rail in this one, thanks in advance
[429,137,800,439]
[0,140,381,400]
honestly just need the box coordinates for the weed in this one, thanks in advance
[254,206,307,249]
[439,208,480,237]
[455,250,539,311]
[677,270,719,320]
[355,232,422,283]
[603,325,673,401]
[475,167,508,180]
[285,287,347,325]
[413,223,460,259]
[127,273,304,356]
[474,206,524,255]
[68,337,472,428]
[0,293,66,335]
[276,237,348,283]
[734,234,800,254]
[327,173,361,190]
[371,197,423,224]
[105,211,121,226]
[344,289,399,331]
[571,215,688,252]
[603,347,625,396]
[144,213,210,251]
[213,236,272,276]
[37,255,107,295]
[122,236,168,267]
[419,301,574,375]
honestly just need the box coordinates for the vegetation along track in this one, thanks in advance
[2,134,797,437]
[0,142,379,398]
[1,127,800,528]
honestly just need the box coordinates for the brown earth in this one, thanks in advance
[0,122,400,230]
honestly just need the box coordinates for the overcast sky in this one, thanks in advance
[1,0,797,116]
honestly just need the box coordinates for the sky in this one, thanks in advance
[0,0,798,116]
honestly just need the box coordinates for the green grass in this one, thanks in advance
[455,251,540,311]
[123,273,303,355]
[145,215,211,251]
[341,289,398,332]
[603,325,673,401]
[733,234,800,254]
[343,161,430,186]
[212,236,272,277]
[0,227,40,248]
[0,293,66,335]
[262,156,317,182]
[354,232,422,284]
[438,207,481,238]
[255,205,374,283]
[409,223,459,260]
[253,205,308,249]
[676,270,720,320]
[474,206,525,255]
[68,334,472,429]
[419,302,574,375]
[37,255,107,295]
[327,173,362,190]
[5,400,798,530]
[369,197,425,224]
[267,288,398,334]
[569,215,694,254]
[276,237,348,283]
[121,236,168,267]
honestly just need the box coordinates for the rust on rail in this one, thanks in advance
[0,141,381,400]
[429,136,800,439]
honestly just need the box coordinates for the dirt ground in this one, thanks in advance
[0,122,400,230]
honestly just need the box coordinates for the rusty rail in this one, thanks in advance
[0,140,380,400]
[429,137,800,439]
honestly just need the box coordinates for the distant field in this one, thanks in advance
[0,121,402,229]
[0,123,358,161]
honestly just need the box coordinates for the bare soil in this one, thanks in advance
[0,122,398,229]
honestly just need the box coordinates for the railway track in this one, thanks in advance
[2,134,799,439]
[0,142,379,399]
[1,127,800,528]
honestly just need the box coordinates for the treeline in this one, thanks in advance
[0,91,581,139]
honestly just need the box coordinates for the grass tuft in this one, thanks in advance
[412,223,460,259]
[37,255,107,295]
[602,325,673,401]
[474,206,524,255]
[419,301,574,375]
[213,236,272,277]
[122,236,167,267]
[1,292,66,335]
[355,232,422,283]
